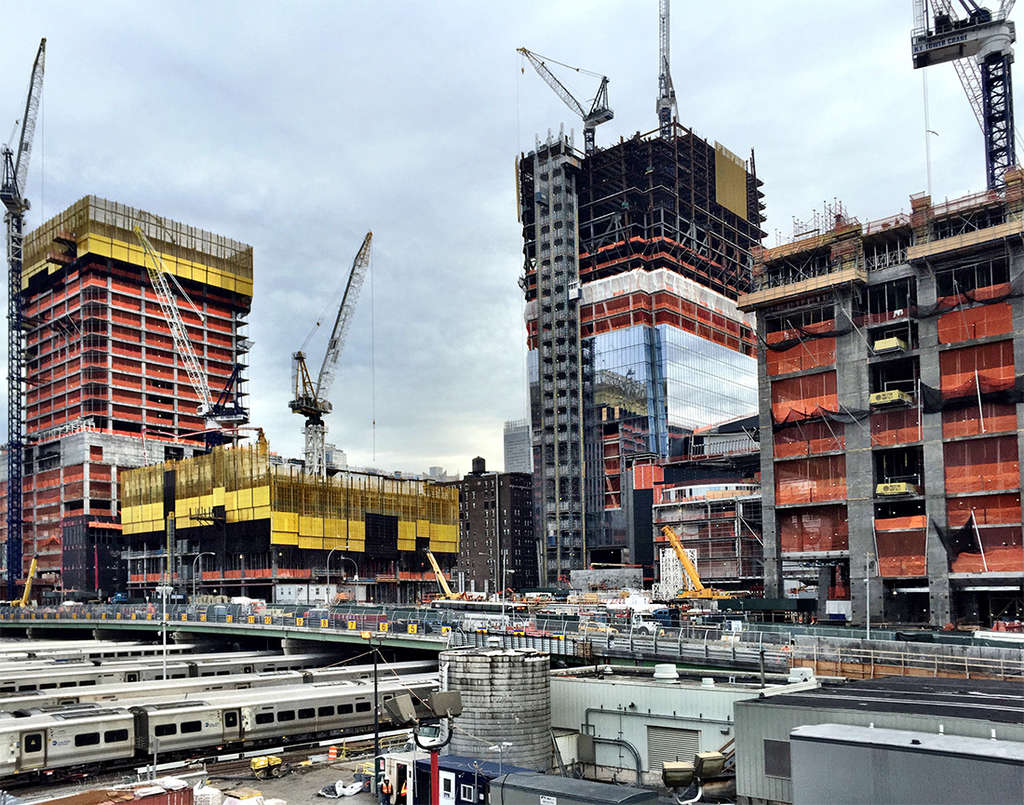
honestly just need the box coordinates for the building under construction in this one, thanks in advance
[738,175,1024,627]
[0,196,252,593]
[518,124,765,582]
[120,436,459,602]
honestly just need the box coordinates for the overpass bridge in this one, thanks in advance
[2,605,1020,680]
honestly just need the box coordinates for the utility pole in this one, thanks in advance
[865,552,874,640]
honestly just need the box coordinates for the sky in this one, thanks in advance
[0,0,1003,476]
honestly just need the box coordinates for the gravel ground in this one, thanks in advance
[235,759,377,805]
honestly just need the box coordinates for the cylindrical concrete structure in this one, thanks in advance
[442,647,551,771]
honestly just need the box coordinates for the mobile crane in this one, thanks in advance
[425,550,462,601]
[1,554,37,606]
[660,525,734,600]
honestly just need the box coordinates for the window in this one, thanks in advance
[277,710,295,722]
[442,777,453,795]
[104,729,129,743]
[460,784,475,801]
[23,733,42,753]
[79,680,96,687]
[338,703,354,715]
[255,712,274,725]
[298,708,315,719]
[154,724,177,737]
[317,706,335,717]
[75,732,100,747]
[224,711,238,728]
[59,682,75,688]
[180,721,202,734]
[355,701,372,713]
[19,684,36,691]
[764,739,791,778]
[39,683,56,690]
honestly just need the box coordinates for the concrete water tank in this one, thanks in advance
[442,647,551,771]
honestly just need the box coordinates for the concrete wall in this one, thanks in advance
[569,568,642,591]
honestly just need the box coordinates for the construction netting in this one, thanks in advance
[773,420,845,458]
[947,493,1021,527]
[937,301,1013,344]
[939,341,1015,394]
[942,403,1017,438]
[934,515,1024,573]
[766,337,836,376]
[771,371,838,422]
[778,505,848,552]
[875,515,927,577]
[871,408,920,447]
[943,435,1019,494]
[775,455,846,505]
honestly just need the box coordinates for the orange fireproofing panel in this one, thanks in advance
[775,455,846,505]
[937,302,1013,344]
[939,340,1015,396]
[771,371,838,422]
[871,408,920,447]
[876,530,927,577]
[944,435,1019,493]
[774,421,844,458]
[942,403,1017,438]
[947,493,1021,526]
[766,337,836,376]
[951,526,1024,573]
[779,505,849,552]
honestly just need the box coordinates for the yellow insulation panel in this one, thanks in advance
[398,520,417,551]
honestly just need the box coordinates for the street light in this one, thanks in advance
[360,631,381,795]
[488,742,512,776]
[192,552,214,599]
[327,548,359,587]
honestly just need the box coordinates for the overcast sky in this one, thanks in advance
[0,1,1002,475]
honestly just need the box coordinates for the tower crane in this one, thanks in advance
[1,38,45,599]
[517,47,612,155]
[290,231,372,476]
[912,0,1018,189]
[133,225,248,441]
[657,0,677,138]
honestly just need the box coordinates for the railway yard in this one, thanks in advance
[0,638,437,802]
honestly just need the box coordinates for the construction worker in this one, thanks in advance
[379,777,393,804]
[399,779,407,801]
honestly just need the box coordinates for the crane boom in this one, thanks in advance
[661,525,733,599]
[517,47,613,154]
[425,550,460,600]
[315,231,372,403]
[2,38,45,600]
[134,225,215,415]
[657,0,677,138]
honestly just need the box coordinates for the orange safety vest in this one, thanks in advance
[381,781,393,794]
[400,781,407,795]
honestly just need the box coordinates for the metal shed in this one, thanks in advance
[489,772,658,805]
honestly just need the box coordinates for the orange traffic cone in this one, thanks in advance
[327,745,338,762]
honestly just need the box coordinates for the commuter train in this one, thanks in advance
[0,675,438,777]
[0,659,437,712]
[0,652,334,694]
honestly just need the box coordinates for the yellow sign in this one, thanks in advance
[441,625,451,635]
[130,613,137,620]
[226,614,233,623]
[247,615,256,624]
[101,613,107,620]
[379,622,389,633]
[296,617,305,627]
[116,612,122,619]
[146,613,153,620]
[263,615,272,625]
[407,624,418,634]
[320,618,329,628]
[180,614,188,621]
[200,613,207,622]
[347,620,357,630]
[553,633,565,640]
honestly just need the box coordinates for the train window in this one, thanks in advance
[23,733,42,753]
[154,724,177,737]
[104,729,129,743]
[298,708,315,719]
[355,702,372,713]
[224,711,238,728]
[58,682,76,688]
[277,710,295,722]
[317,706,335,717]
[75,732,100,747]
[255,713,274,725]
[80,680,96,686]
[180,721,202,734]
[39,683,56,690]
[338,704,354,715]
[216,671,230,676]
[18,685,36,691]
[171,674,187,679]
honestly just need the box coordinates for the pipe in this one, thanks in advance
[591,736,643,786]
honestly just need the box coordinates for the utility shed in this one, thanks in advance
[489,772,658,805]
[790,724,1024,805]
[550,666,819,787]
[734,676,1024,805]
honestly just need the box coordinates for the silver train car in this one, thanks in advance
[0,675,437,777]
[0,641,197,663]
[0,659,437,711]
[0,652,333,693]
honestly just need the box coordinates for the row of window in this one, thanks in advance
[252,701,372,725]
[73,728,130,747]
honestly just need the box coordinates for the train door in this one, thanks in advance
[439,770,456,805]
[19,731,45,771]
[223,709,242,742]
[125,671,140,683]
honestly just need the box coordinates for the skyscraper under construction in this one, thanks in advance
[517,124,766,582]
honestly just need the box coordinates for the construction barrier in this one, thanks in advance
[775,455,847,505]
[944,436,1019,493]
[779,506,849,553]
[774,421,845,458]
[771,371,838,422]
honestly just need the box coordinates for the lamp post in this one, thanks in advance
[865,552,875,640]
[488,742,512,776]
[361,631,381,795]
[192,552,214,599]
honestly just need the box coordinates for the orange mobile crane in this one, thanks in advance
[660,526,734,600]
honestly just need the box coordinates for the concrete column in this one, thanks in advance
[836,289,880,627]
[756,315,782,597]
[917,270,952,626]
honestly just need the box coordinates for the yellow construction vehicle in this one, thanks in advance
[7,556,39,607]
[660,526,734,600]
[425,550,462,600]
[250,755,284,779]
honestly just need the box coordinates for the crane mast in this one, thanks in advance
[912,0,1018,190]
[657,0,677,138]
[517,47,612,155]
[1,38,45,599]
[290,231,372,476]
